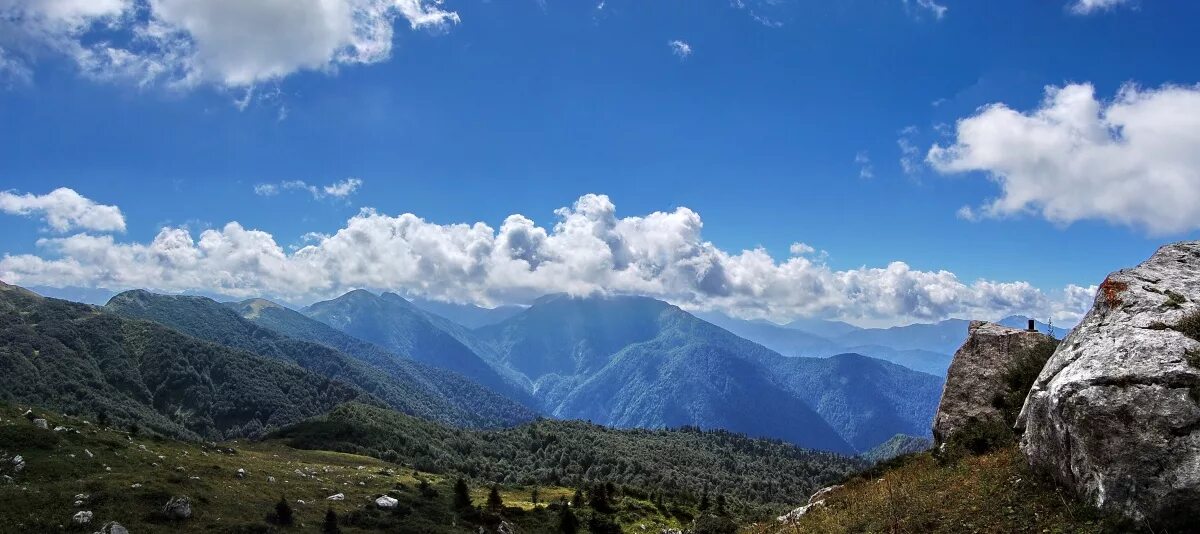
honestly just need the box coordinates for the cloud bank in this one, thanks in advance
[0,0,459,88]
[929,82,1200,235]
[0,188,1095,326]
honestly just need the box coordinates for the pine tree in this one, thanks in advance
[572,488,584,507]
[273,497,294,526]
[558,503,579,534]
[322,508,341,534]
[715,494,727,516]
[531,486,540,505]
[588,483,613,514]
[699,490,710,511]
[487,485,504,512]
[453,478,472,509]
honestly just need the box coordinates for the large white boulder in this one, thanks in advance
[1019,241,1200,527]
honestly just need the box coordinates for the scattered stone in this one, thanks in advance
[96,521,129,534]
[138,445,147,451]
[777,484,842,524]
[266,476,275,483]
[12,455,24,473]
[497,521,517,534]
[162,496,193,520]
[84,449,94,459]
[326,493,345,501]
[2,475,12,484]
[375,495,398,509]
[33,419,47,430]
[71,510,93,525]
[1020,241,1200,528]
[53,426,68,432]
[235,468,246,479]
[932,321,1053,446]
[296,500,306,505]
[130,483,142,488]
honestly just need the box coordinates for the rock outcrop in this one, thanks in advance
[162,496,192,520]
[1019,241,1200,527]
[932,321,1052,446]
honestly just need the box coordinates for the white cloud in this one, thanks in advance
[668,40,692,59]
[1,191,1092,326]
[254,178,363,200]
[1069,0,1132,15]
[928,82,1200,235]
[902,0,947,20]
[0,188,126,233]
[898,126,922,175]
[855,151,874,179]
[0,0,460,89]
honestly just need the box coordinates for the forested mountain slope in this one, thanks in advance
[105,290,535,428]
[0,282,369,441]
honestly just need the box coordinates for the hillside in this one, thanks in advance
[0,403,711,533]
[474,294,941,453]
[760,447,1129,533]
[302,290,532,403]
[272,402,866,512]
[0,282,368,441]
[105,290,536,428]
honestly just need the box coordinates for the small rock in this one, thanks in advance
[84,449,94,459]
[175,466,185,472]
[235,468,246,479]
[97,521,129,534]
[162,496,192,520]
[33,419,48,430]
[71,510,93,525]
[266,476,275,483]
[296,500,306,505]
[130,483,142,488]
[375,495,398,509]
[53,426,68,432]
[138,445,147,451]
[326,493,345,501]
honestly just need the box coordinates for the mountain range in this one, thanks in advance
[695,311,1057,375]
[3,280,951,455]
[301,291,944,454]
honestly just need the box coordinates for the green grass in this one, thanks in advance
[751,447,1133,534]
[0,404,699,532]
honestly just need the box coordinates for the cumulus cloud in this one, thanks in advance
[0,0,460,89]
[668,40,692,59]
[0,192,1094,325]
[0,188,126,233]
[928,82,1200,235]
[254,178,363,200]
[1069,0,1132,15]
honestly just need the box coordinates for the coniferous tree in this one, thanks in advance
[699,490,710,511]
[531,486,540,505]
[272,497,294,526]
[454,478,472,509]
[572,488,584,507]
[715,494,727,516]
[487,485,504,512]
[588,483,613,514]
[558,504,580,534]
[322,508,341,534]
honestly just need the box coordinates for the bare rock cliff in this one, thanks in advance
[932,320,1051,446]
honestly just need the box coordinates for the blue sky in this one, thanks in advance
[0,0,1197,326]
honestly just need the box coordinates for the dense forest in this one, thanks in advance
[273,402,865,511]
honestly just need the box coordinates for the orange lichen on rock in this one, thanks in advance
[1098,277,1128,308]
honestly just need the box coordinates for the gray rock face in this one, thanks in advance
[97,521,129,534]
[932,321,1052,445]
[1019,241,1200,527]
[162,496,192,520]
